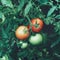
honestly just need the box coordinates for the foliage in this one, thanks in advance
[0,0,60,60]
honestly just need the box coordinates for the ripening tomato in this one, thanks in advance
[29,18,44,32]
[15,26,29,40]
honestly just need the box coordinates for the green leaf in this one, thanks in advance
[11,41,15,47]
[50,37,60,48]
[47,6,57,17]
[56,0,58,2]
[55,15,60,19]
[0,41,3,48]
[38,0,49,4]
[0,12,5,24]
[5,23,11,33]
[44,16,55,25]
[55,0,60,2]
[54,21,60,32]
[24,1,32,16]
[1,0,13,8]
[17,0,25,12]
[1,28,8,38]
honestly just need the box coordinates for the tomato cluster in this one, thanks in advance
[15,18,44,45]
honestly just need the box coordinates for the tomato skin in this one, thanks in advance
[31,18,44,32]
[15,26,29,40]
[29,34,43,45]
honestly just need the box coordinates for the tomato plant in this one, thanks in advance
[15,26,29,40]
[29,34,43,45]
[0,0,60,60]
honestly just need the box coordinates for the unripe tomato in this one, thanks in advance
[0,54,9,60]
[29,34,43,45]
[30,18,44,32]
[15,26,29,40]
[21,42,28,49]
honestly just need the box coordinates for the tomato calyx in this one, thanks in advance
[33,23,40,28]
[23,28,29,34]
[35,20,40,28]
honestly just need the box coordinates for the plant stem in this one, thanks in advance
[26,15,32,32]
[26,16,31,24]
[26,15,32,27]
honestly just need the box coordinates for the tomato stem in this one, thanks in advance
[26,16,31,24]
[26,15,32,29]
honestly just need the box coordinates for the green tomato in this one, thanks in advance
[0,54,9,60]
[21,42,28,49]
[29,34,43,45]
